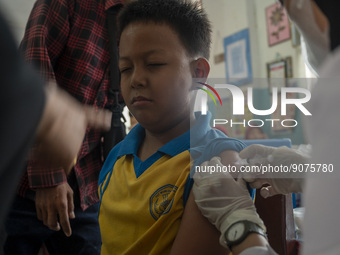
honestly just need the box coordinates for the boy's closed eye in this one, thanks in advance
[147,63,166,69]
[120,66,132,74]
[119,63,166,73]
[148,63,165,66]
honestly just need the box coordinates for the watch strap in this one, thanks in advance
[225,220,267,250]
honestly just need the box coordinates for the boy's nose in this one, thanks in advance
[131,68,146,88]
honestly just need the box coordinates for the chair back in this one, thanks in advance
[242,139,298,255]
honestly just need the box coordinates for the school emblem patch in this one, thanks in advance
[149,184,178,220]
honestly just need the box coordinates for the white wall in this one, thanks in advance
[202,0,307,84]
[203,0,249,78]
[0,0,36,42]
[2,0,308,80]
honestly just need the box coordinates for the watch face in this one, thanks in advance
[227,222,245,242]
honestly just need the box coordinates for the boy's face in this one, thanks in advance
[119,22,195,133]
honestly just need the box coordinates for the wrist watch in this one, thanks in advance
[224,220,266,250]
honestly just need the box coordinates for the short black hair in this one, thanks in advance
[118,0,212,59]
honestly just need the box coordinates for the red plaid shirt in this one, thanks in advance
[17,0,125,210]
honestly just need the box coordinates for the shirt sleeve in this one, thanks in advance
[20,0,74,188]
[19,0,73,81]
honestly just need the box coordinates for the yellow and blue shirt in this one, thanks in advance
[98,112,247,255]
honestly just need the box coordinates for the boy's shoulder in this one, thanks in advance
[191,128,246,166]
[189,112,246,165]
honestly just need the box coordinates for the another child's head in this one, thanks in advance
[118,0,211,132]
[245,126,268,140]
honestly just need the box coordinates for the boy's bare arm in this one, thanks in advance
[170,190,229,255]
[170,150,242,254]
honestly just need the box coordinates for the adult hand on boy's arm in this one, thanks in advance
[193,157,268,254]
[239,145,307,198]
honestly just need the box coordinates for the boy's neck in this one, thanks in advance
[138,114,195,161]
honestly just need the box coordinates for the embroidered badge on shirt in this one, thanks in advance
[149,184,178,220]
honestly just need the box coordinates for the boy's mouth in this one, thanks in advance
[131,96,152,105]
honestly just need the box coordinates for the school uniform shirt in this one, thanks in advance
[98,112,246,255]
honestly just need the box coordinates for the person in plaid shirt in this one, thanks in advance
[4,0,129,254]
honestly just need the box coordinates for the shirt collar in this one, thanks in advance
[117,112,212,158]
[117,124,145,157]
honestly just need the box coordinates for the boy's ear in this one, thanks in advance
[191,58,210,80]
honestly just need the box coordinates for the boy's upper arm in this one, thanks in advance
[170,191,229,255]
[170,150,245,254]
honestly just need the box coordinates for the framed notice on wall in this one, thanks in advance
[267,57,292,92]
[223,29,253,86]
[266,3,291,47]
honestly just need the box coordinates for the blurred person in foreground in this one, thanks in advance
[2,0,129,254]
[0,9,110,233]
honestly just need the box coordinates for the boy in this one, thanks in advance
[98,0,247,254]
